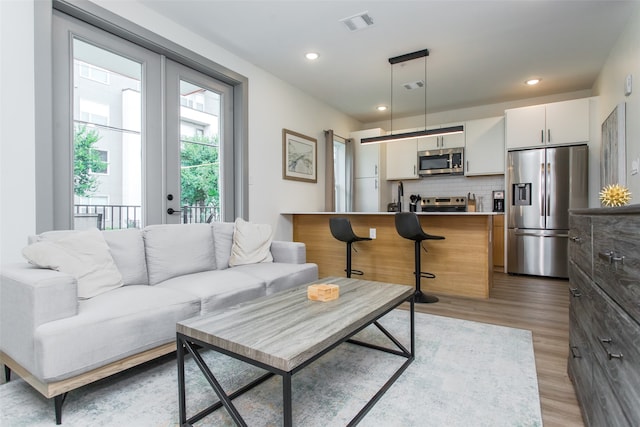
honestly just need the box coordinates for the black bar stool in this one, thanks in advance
[329,217,372,278]
[395,212,445,303]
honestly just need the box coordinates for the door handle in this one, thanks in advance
[167,208,181,215]
[540,163,545,217]
[598,251,625,265]
[547,129,551,143]
[598,337,623,360]
[514,232,568,238]
[546,163,551,216]
[570,345,581,359]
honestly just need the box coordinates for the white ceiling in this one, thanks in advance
[139,0,638,123]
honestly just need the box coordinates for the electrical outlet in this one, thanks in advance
[369,228,376,239]
[631,157,639,175]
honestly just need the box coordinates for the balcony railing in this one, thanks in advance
[74,204,220,230]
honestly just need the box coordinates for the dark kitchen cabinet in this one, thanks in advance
[568,206,640,427]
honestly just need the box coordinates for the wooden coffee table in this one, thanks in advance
[176,277,414,426]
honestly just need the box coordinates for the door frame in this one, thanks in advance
[40,0,249,232]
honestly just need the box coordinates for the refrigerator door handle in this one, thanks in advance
[514,231,569,238]
[540,163,546,217]
[547,162,551,217]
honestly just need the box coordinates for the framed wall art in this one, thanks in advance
[601,102,626,187]
[282,129,317,183]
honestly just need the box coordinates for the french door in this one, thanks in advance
[52,10,234,230]
[165,61,234,224]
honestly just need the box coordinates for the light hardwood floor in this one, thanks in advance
[408,272,584,427]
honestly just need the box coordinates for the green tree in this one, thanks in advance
[180,135,219,208]
[74,125,107,197]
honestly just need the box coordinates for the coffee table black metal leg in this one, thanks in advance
[283,373,293,426]
[177,336,187,426]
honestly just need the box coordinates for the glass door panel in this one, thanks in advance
[165,60,233,224]
[178,80,221,224]
[72,38,143,230]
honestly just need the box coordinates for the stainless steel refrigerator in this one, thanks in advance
[507,145,588,278]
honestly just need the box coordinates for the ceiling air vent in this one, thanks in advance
[340,12,374,32]
[403,80,425,90]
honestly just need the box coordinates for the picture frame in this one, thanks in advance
[600,102,626,187]
[282,129,317,183]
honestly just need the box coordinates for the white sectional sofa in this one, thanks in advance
[0,221,318,424]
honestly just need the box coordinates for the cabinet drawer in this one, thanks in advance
[568,214,592,275]
[588,281,640,424]
[592,215,640,320]
[568,305,593,424]
[569,262,594,330]
[590,360,631,427]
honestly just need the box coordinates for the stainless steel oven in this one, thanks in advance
[420,196,467,212]
[417,147,464,176]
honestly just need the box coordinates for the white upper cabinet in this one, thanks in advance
[505,98,590,149]
[352,128,384,178]
[417,123,465,151]
[351,128,389,212]
[386,139,419,180]
[464,116,505,176]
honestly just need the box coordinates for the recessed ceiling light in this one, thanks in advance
[525,78,541,86]
[376,105,388,111]
[305,52,319,60]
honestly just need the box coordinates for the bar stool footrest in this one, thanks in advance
[417,272,436,279]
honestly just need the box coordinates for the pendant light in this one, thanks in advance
[361,49,463,144]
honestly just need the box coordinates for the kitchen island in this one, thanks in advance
[283,212,501,299]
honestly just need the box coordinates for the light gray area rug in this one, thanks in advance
[0,311,542,426]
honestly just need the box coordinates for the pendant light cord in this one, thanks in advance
[424,54,427,131]
[390,62,394,136]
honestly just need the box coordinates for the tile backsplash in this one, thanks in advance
[388,175,506,212]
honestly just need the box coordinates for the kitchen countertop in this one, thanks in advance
[282,211,503,216]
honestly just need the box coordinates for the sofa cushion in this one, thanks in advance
[156,269,266,314]
[212,222,234,270]
[102,228,148,286]
[34,228,148,286]
[22,228,123,299]
[33,285,200,382]
[232,262,319,295]
[143,223,216,285]
[228,218,273,267]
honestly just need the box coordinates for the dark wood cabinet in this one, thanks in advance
[568,206,640,427]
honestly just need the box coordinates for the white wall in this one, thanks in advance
[0,1,37,264]
[89,0,361,241]
[0,0,360,264]
[593,3,640,202]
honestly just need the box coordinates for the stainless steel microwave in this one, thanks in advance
[417,147,464,176]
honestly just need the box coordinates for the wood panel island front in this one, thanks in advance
[284,212,500,299]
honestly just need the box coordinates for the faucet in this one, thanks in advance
[397,181,404,212]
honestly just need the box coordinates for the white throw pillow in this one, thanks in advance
[22,228,123,299]
[228,218,274,267]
